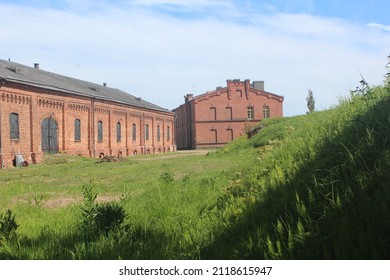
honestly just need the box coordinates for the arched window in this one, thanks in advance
[157,125,161,141]
[9,113,20,140]
[145,124,149,140]
[74,119,81,141]
[116,122,121,142]
[132,124,136,142]
[97,121,103,142]
[167,126,170,141]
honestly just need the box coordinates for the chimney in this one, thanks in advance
[34,63,39,69]
[252,81,264,91]
[185,94,194,102]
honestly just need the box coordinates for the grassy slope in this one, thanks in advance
[1,84,390,259]
[202,84,390,259]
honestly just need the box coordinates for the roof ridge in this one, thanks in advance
[0,59,171,113]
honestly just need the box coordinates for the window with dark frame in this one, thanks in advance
[247,106,254,120]
[97,121,103,142]
[74,119,81,141]
[145,124,149,141]
[116,122,121,142]
[167,126,170,141]
[132,124,136,142]
[10,113,20,140]
[263,106,270,118]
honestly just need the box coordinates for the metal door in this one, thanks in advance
[41,118,58,153]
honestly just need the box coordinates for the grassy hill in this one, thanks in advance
[204,83,390,259]
[1,83,390,259]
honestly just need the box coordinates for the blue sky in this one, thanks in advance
[0,0,389,116]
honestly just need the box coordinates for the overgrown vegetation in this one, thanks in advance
[78,182,127,239]
[1,63,390,259]
[202,78,390,259]
[0,210,19,245]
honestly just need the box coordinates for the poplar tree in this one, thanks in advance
[306,89,315,113]
[385,54,390,87]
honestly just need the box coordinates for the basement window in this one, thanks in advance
[10,113,20,140]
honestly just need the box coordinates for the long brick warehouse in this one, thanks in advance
[0,59,176,168]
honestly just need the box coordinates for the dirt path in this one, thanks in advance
[136,149,214,160]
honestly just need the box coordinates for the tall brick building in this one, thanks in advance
[173,79,283,149]
[0,59,175,168]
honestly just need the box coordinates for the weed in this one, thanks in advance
[33,194,45,208]
[0,209,19,245]
[159,170,175,184]
[78,182,127,239]
[182,174,191,183]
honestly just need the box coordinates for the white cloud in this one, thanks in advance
[129,0,229,8]
[367,22,390,32]
[1,1,389,116]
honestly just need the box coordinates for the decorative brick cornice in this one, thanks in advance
[94,106,110,115]
[68,103,90,112]
[37,98,63,108]
[1,92,31,105]
[113,109,127,116]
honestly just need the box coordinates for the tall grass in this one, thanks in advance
[1,83,390,259]
[201,84,390,259]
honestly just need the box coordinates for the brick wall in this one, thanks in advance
[174,79,283,149]
[0,81,176,168]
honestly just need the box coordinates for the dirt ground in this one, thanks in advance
[18,150,215,208]
[136,149,214,160]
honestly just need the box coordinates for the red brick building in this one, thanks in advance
[173,79,283,149]
[0,59,175,169]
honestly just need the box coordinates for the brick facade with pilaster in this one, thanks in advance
[173,79,283,149]
[0,62,175,169]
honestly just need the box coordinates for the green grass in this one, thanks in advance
[1,84,390,259]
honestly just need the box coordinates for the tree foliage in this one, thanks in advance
[306,89,315,113]
[385,53,390,87]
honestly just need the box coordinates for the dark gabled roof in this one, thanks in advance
[0,59,171,113]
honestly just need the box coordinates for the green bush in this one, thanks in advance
[159,170,175,184]
[93,202,127,234]
[79,183,127,239]
[0,209,19,245]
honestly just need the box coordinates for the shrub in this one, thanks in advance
[0,209,19,245]
[93,202,127,235]
[79,183,127,239]
[160,170,175,184]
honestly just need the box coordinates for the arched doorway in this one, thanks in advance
[41,118,58,154]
